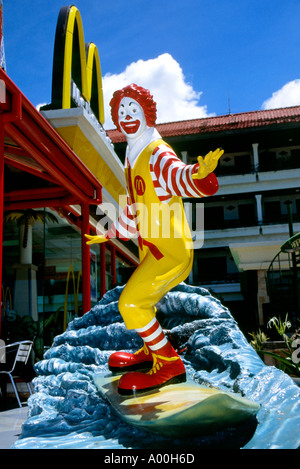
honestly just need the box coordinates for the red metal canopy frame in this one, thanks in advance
[0,68,103,337]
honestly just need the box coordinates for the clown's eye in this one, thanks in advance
[118,108,126,117]
[130,105,139,115]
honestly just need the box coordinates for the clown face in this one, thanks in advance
[118,97,147,139]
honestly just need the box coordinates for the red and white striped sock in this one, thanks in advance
[136,317,174,356]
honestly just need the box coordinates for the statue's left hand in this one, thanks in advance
[192,148,224,180]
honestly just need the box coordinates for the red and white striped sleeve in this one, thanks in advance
[105,193,137,241]
[150,143,219,202]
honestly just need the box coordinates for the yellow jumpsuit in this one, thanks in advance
[118,139,194,330]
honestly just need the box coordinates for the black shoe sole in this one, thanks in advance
[118,372,187,396]
[108,361,153,373]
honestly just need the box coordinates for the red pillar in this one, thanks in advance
[111,245,116,287]
[81,203,91,314]
[100,243,106,298]
[0,120,4,337]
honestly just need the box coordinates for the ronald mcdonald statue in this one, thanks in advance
[86,84,223,395]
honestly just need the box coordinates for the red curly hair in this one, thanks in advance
[110,84,157,131]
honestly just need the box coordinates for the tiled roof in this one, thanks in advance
[107,105,300,143]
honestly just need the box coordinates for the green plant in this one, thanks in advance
[4,209,58,248]
[267,314,292,339]
[261,314,300,377]
[249,329,269,351]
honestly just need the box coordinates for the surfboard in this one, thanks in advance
[93,373,260,437]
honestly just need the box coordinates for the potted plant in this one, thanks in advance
[252,315,300,384]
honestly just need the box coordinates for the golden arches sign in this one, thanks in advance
[1,285,12,313]
[49,5,104,125]
[64,265,81,331]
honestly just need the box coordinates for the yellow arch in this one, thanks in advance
[59,5,105,124]
[64,265,82,331]
[86,42,105,124]
[62,5,88,109]
[1,285,12,315]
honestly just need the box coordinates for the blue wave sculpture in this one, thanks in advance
[12,284,300,449]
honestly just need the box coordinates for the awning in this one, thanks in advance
[0,68,103,335]
[1,69,102,210]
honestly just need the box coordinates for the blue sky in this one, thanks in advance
[3,0,300,129]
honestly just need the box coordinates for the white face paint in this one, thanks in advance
[118,97,147,140]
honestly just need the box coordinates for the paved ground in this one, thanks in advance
[0,397,29,449]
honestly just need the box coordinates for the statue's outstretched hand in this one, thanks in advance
[85,234,108,245]
[192,148,224,180]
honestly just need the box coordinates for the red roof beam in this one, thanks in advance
[4,156,59,185]
[4,144,31,157]
[4,195,79,211]
[16,112,100,200]
[20,96,103,197]
[0,68,102,203]
[5,186,69,202]
[0,86,22,123]
[5,122,97,205]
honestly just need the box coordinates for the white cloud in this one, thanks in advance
[262,79,300,110]
[36,103,47,111]
[102,53,213,129]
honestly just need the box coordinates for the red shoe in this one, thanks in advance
[108,343,153,372]
[118,351,186,395]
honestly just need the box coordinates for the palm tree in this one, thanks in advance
[4,209,58,263]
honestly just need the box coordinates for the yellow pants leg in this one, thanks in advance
[118,247,193,330]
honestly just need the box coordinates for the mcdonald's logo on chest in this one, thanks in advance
[134,175,146,196]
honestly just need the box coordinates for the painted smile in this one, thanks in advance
[120,120,141,134]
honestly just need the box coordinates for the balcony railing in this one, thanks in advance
[202,214,300,231]
[215,164,255,177]
[214,155,299,177]
[195,272,241,285]
[258,154,300,173]
[204,217,258,230]
[262,213,300,226]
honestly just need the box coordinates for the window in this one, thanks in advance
[264,201,281,223]
[234,154,251,174]
[238,203,256,226]
[205,206,224,230]
[195,256,227,283]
